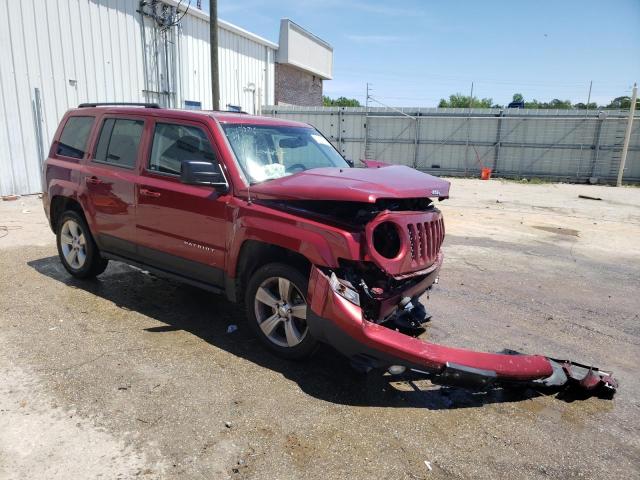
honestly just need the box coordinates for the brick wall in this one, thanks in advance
[274,63,323,107]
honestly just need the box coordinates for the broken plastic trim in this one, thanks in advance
[307,266,618,398]
[535,359,618,395]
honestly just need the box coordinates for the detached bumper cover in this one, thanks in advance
[307,267,617,397]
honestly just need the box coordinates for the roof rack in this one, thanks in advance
[78,102,161,109]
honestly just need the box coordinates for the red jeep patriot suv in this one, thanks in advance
[42,103,616,395]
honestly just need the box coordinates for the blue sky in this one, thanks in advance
[200,0,640,107]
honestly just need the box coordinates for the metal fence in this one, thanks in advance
[262,106,640,184]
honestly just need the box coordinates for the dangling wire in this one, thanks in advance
[160,0,191,31]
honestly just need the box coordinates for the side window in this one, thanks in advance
[93,118,144,168]
[148,123,216,176]
[56,116,95,159]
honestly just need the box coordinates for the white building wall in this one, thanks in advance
[0,0,276,196]
[277,19,333,80]
[178,15,276,112]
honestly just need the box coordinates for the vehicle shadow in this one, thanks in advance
[29,255,551,410]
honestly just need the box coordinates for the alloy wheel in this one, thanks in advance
[254,276,308,348]
[60,219,87,270]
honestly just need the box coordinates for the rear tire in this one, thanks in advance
[245,262,318,359]
[56,210,108,279]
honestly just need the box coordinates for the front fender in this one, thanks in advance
[225,201,363,277]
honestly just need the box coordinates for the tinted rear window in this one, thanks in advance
[94,118,144,168]
[57,116,95,159]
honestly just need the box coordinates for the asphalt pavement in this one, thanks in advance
[1,179,639,479]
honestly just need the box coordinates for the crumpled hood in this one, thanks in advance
[248,165,450,203]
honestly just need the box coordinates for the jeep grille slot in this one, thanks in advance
[407,217,445,266]
[365,210,444,276]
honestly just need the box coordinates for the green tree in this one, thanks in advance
[573,102,598,110]
[520,98,572,109]
[511,93,606,110]
[438,93,493,108]
[606,96,630,109]
[322,96,361,107]
[547,98,572,109]
[605,96,639,109]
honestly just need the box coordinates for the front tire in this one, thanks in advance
[245,263,318,359]
[56,210,108,279]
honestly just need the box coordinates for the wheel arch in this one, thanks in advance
[50,195,86,232]
[227,240,311,303]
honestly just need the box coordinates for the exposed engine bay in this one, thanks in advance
[334,258,434,327]
[258,197,435,229]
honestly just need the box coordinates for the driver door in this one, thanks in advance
[135,119,230,288]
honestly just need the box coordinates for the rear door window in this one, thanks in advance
[56,116,95,159]
[94,118,144,169]
[148,122,216,176]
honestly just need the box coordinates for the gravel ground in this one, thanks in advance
[1,179,639,479]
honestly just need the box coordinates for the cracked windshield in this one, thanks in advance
[222,124,349,183]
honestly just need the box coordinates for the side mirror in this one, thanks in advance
[181,160,228,192]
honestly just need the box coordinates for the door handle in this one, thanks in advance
[86,176,102,185]
[140,188,161,198]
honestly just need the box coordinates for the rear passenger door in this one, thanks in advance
[82,116,145,257]
[135,120,230,288]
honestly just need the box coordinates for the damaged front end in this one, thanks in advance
[253,164,617,398]
[303,202,618,399]
[307,266,617,397]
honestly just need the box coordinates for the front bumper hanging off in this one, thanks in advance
[307,267,618,398]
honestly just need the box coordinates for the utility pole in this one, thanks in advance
[617,82,637,187]
[465,82,473,174]
[364,82,371,160]
[209,0,220,110]
[365,82,371,111]
[577,80,594,178]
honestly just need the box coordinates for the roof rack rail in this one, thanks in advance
[78,102,161,109]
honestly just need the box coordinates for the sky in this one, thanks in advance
[199,0,640,107]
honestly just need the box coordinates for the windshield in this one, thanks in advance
[221,124,350,183]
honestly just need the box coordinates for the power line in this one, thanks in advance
[335,71,632,90]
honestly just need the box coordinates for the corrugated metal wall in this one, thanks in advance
[177,14,275,113]
[0,0,276,196]
[262,106,640,184]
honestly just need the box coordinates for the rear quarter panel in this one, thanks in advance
[43,111,85,227]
